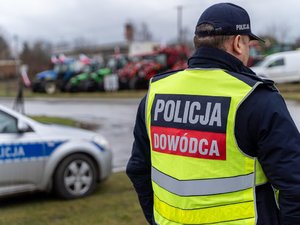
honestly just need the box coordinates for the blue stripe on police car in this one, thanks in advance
[0,141,65,161]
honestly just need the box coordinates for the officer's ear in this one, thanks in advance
[223,35,241,58]
[232,35,243,55]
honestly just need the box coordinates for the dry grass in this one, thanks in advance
[0,172,147,225]
[0,79,147,99]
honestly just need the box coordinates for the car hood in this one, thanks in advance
[37,123,96,140]
[250,66,264,74]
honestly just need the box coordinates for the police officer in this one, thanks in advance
[126,3,300,225]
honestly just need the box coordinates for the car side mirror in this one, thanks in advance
[17,120,31,133]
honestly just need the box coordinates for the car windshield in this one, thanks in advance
[0,110,18,133]
[254,60,264,67]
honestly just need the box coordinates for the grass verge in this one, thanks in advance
[276,83,300,102]
[30,116,99,130]
[30,116,78,127]
[0,172,147,225]
[1,80,300,102]
[0,80,147,99]
[19,89,148,99]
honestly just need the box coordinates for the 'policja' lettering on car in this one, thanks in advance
[150,94,231,160]
[0,146,25,159]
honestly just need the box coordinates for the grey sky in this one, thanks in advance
[0,0,299,46]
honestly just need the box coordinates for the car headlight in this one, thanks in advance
[93,135,110,151]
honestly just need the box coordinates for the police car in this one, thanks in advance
[0,104,112,199]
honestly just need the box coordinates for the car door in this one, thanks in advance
[266,57,286,82]
[0,110,46,195]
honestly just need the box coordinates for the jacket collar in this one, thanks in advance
[187,47,256,75]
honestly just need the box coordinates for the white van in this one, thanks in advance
[251,50,300,83]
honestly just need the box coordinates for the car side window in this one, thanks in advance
[0,110,18,133]
[268,58,284,68]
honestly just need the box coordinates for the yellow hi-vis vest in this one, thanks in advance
[146,69,268,225]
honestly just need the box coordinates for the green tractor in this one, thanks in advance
[66,67,112,92]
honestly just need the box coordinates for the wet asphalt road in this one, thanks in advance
[0,98,299,172]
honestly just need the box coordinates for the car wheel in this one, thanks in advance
[54,154,97,199]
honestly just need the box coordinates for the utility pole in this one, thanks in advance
[177,5,183,44]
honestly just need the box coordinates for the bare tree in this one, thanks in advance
[0,34,11,59]
[130,22,153,42]
[180,26,192,44]
[73,37,90,51]
[139,22,153,41]
[19,40,53,78]
[264,23,290,43]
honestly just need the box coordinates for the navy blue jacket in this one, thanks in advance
[126,47,300,225]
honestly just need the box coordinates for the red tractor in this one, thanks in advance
[118,45,190,89]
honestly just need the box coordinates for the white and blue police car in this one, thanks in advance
[0,104,112,199]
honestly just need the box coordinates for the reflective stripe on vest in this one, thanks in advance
[154,195,255,225]
[152,166,254,196]
[146,69,268,225]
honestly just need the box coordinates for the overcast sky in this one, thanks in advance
[0,0,299,46]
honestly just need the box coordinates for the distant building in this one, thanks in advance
[53,41,160,60]
[128,41,160,56]
[0,60,21,79]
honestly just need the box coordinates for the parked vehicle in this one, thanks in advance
[118,56,141,89]
[129,54,165,89]
[66,55,128,92]
[66,68,112,92]
[0,104,112,199]
[118,45,189,89]
[251,50,300,83]
[32,55,90,94]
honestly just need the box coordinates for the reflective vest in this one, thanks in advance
[145,69,268,225]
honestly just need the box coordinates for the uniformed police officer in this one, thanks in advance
[126,3,300,225]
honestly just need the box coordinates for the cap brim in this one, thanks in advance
[249,33,265,43]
